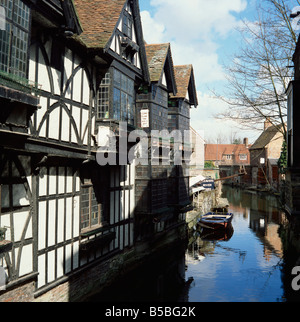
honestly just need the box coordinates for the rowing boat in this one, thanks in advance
[198,212,233,230]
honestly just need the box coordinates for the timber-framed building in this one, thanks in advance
[0,0,198,302]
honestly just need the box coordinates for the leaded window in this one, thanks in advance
[0,0,30,79]
[97,68,135,125]
[98,72,110,119]
[113,69,135,125]
[81,180,103,230]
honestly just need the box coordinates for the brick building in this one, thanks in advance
[205,138,250,167]
[249,121,284,190]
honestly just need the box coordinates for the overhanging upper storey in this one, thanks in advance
[29,0,82,34]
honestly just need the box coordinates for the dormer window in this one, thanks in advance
[224,154,232,160]
[0,0,30,79]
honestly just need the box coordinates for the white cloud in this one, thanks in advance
[141,0,247,86]
[140,11,165,44]
[149,0,247,42]
[140,0,253,142]
[191,92,229,139]
[190,92,258,143]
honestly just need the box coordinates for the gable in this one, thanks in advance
[145,43,177,94]
[73,0,149,82]
[250,125,284,150]
[72,0,125,48]
[171,65,198,107]
[107,1,141,69]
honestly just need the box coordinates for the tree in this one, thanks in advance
[214,0,299,139]
[204,161,215,169]
[278,141,287,174]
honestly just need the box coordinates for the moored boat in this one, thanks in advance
[198,212,234,230]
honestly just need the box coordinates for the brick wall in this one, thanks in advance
[0,279,35,302]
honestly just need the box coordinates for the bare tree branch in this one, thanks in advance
[213,0,298,139]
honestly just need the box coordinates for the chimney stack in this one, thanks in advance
[264,119,272,131]
[244,138,249,147]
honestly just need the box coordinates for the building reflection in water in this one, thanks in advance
[185,187,300,302]
[86,241,188,302]
[88,187,300,302]
[223,187,300,302]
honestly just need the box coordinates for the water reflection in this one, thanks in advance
[86,243,188,302]
[280,215,300,301]
[185,186,300,302]
[88,187,300,302]
[199,227,234,242]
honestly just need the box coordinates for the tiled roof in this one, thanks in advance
[145,43,170,82]
[250,124,284,150]
[171,65,192,98]
[205,144,250,161]
[72,0,126,48]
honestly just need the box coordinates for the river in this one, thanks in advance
[88,186,300,302]
[186,186,288,302]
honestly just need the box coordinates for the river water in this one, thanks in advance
[186,186,289,302]
[89,186,300,302]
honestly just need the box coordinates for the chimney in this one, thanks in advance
[244,138,249,147]
[264,119,272,131]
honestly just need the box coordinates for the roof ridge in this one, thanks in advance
[145,42,170,47]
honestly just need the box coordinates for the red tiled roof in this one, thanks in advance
[171,65,192,99]
[205,144,251,162]
[73,0,126,48]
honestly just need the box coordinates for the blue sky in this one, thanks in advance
[138,0,262,143]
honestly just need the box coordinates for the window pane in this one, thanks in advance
[13,0,30,30]
[11,25,28,78]
[128,78,134,94]
[0,24,10,73]
[81,187,90,230]
[114,69,121,88]
[128,95,134,125]
[121,91,127,121]
[112,69,135,124]
[121,73,127,92]
[90,188,99,227]
[113,88,121,120]
[81,186,99,230]
[0,0,29,79]
[98,72,110,119]
[0,0,12,20]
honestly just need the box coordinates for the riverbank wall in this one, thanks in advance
[187,183,223,231]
